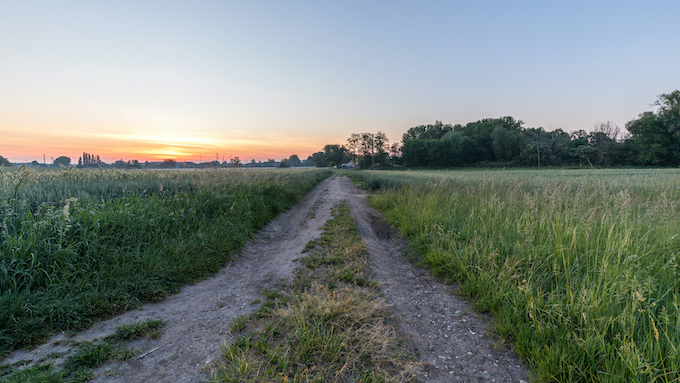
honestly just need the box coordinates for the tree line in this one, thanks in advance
[307,132,396,169]
[308,90,680,168]
[3,90,678,170]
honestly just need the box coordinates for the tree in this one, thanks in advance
[459,137,483,165]
[355,132,388,168]
[0,155,12,166]
[654,90,680,145]
[81,152,104,167]
[590,121,622,166]
[401,139,461,168]
[53,156,71,167]
[389,142,402,158]
[546,129,574,166]
[625,90,680,166]
[654,90,680,118]
[347,133,361,165]
[288,154,301,167]
[373,131,389,167]
[230,157,241,167]
[491,126,523,162]
[323,145,349,167]
[402,121,453,144]
[309,152,326,167]
[160,159,177,168]
[129,159,142,169]
[626,112,672,165]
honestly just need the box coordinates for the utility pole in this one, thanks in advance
[537,132,541,170]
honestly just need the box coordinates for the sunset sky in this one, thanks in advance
[1,1,679,163]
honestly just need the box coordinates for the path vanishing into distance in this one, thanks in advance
[2,174,529,382]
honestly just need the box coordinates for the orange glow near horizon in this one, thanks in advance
[1,128,333,164]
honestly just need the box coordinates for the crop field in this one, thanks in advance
[0,167,331,356]
[350,168,680,382]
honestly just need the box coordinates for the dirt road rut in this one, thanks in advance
[3,174,530,382]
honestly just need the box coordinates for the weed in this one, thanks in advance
[229,316,249,333]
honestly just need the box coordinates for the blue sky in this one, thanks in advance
[1,1,679,162]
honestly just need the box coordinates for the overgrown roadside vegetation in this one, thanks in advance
[0,318,165,382]
[210,203,416,382]
[0,168,331,356]
[349,168,680,382]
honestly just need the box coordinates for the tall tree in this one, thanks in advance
[590,121,622,166]
[355,132,389,168]
[347,133,361,165]
[626,90,680,166]
[323,144,349,167]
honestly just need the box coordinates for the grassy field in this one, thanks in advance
[349,168,680,382]
[0,167,331,356]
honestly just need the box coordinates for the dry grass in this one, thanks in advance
[210,203,417,382]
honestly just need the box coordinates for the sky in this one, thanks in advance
[1,1,679,163]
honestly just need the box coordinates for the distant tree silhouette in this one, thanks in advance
[53,156,71,167]
[81,152,104,167]
[0,155,11,166]
[160,159,177,168]
[288,154,301,166]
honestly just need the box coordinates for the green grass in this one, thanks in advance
[106,319,165,341]
[0,318,166,382]
[210,202,416,382]
[348,168,680,382]
[0,167,331,355]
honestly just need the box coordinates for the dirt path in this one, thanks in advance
[2,174,530,382]
[340,176,529,382]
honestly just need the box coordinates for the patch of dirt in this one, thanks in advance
[2,174,530,382]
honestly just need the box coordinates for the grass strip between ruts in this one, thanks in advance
[210,202,417,382]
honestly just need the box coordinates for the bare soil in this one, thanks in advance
[2,174,530,382]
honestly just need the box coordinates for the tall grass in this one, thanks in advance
[350,168,680,382]
[0,168,331,355]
